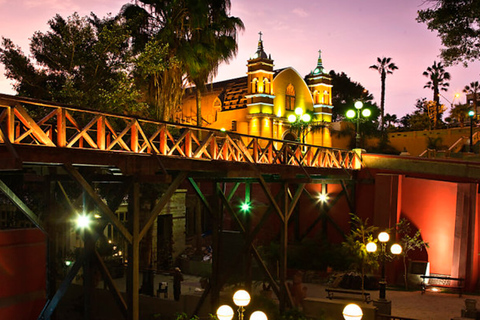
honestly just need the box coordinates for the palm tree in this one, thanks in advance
[184,1,244,127]
[423,61,451,129]
[384,113,398,129]
[370,57,398,132]
[463,81,480,118]
[121,0,243,122]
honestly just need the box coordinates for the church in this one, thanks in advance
[179,33,334,147]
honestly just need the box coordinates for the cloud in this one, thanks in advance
[292,8,309,18]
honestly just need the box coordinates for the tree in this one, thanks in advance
[369,57,398,132]
[384,113,399,130]
[449,103,470,127]
[342,213,378,292]
[396,218,429,290]
[399,98,433,131]
[417,1,480,66]
[121,0,243,122]
[423,61,451,128]
[0,13,145,115]
[463,81,480,118]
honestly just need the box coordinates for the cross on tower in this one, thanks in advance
[259,31,263,41]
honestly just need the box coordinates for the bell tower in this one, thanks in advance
[305,50,333,123]
[246,32,275,138]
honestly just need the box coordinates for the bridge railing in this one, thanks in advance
[0,94,360,170]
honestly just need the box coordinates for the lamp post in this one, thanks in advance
[366,231,402,315]
[346,101,371,149]
[217,290,267,320]
[288,107,312,144]
[469,110,475,153]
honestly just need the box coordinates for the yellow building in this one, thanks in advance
[179,34,333,147]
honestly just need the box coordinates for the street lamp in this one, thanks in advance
[469,110,475,153]
[288,107,312,144]
[346,101,371,149]
[366,231,402,303]
[217,290,267,320]
[343,303,363,320]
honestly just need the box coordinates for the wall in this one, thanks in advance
[0,228,46,320]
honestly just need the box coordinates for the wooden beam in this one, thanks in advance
[127,182,140,320]
[0,178,46,233]
[64,164,133,243]
[139,171,188,241]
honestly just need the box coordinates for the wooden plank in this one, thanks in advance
[13,105,55,146]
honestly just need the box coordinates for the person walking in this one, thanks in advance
[173,267,183,301]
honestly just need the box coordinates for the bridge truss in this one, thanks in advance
[0,94,361,320]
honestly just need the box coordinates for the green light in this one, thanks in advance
[362,108,371,117]
[469,110,475,117]
[346,110,356,119]
[220,128,226,132]
[241,201,251,212]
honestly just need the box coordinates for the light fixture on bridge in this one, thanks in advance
[318,192,329,203]
[241,201,252,213]
[75,213,92,230]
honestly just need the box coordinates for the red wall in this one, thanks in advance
[400,177,457,275]
[0,228,46,320]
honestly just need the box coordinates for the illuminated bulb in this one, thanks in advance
[301,113,311,122]
[366,242,377,253]
[250,311,268,320]
[233,289,251,307]
[217,305,234,320]
[288,114,297,123]
[346,110,356,119]
[354,101,363,109]
[241,202,251,212]
[378,232,390,243]
[390,244,402,255]
[294,107,304,116]
[76,214,91,229]
[362,109,371,117]
[343,303,363,320]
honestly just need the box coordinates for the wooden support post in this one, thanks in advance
[211,181,221,309]
[127,182,140,320]
[279,183,288,313]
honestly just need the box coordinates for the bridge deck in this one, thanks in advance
[0,94,360,175]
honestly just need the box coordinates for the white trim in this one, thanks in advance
[308,83,333,88]
[245,94,275,99]
[247,70,275,75]
[313,104,333,109]
[247,102,274,107]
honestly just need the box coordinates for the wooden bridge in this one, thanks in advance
[0,94,362,320]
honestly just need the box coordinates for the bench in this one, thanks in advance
[420,275,464,297]
[325,288,371,303]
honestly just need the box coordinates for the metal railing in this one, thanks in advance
[0,94,360,170]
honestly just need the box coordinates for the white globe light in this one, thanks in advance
[354,101,363,110]
[250,311,268,320]
[366,242,377,253]
[217,305,234,320]
[301,113,311,122]
[288,114,297,123]
[346,110,356,119]
[391,243,402,255]
[362,108,371,117]
[343,303,363,320]
[378,232,390,243]
[294,107,304,116]
[233,289,251,307]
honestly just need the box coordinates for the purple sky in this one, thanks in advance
[1,0,479,118]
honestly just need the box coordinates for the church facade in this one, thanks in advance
[178,34,334,147]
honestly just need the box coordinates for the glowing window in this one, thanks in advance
[232,120,237,131]
[252,78,258,93]
[263,78,270,94]
[286,84,296,111]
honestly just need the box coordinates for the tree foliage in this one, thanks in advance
[417,0,480,66]
[121,0,243,122]
[0,13,145,114]
[342,213,378,292]
[423,61,451,128]
[396,218,429,290]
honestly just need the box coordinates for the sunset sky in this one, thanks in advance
[1,0,479,118]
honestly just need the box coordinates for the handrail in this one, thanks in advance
[0,94,361,170]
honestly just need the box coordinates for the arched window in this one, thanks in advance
[252,78,258,93]
[213,98,222,122]
[286,84,295,111]
[313,90,320,104]
[263,78,270,94]
[323,90,330,104]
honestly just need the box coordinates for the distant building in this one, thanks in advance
[179,33,334,147]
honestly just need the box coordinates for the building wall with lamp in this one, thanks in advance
[179,35,333,147]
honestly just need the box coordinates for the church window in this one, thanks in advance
[286,84,296,111]
[213,98,222,121]
[263,78,270,94]
[252,78,259,93]
[323,90,330,104]
[313,90,320,104]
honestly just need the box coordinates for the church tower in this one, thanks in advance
[246,32,275,138]
[305,50,333,123]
